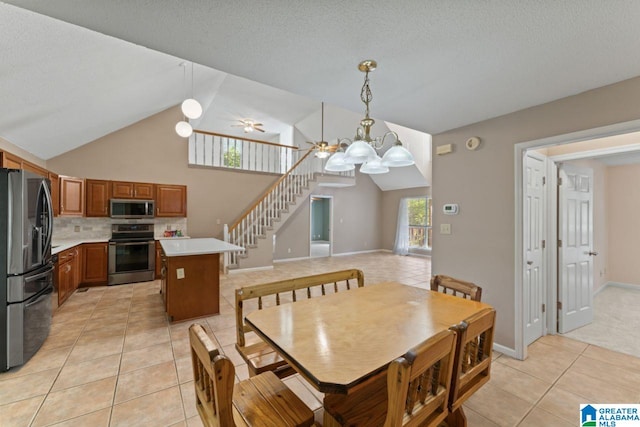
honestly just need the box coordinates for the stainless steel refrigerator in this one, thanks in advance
[1,168,54,371]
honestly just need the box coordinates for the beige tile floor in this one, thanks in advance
[1,252,640,426]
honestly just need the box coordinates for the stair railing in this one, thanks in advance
[224,149,316,267]
[189,130,298,174]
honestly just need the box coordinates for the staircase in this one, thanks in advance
[224,150,319,270]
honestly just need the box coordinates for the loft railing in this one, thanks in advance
[223,149,316,267]
[189,130,298,174]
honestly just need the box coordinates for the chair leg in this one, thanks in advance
[323,411,342,427]
[446,407,467,427]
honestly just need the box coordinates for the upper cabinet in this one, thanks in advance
[112,181,155,200]
[86,179,111,217]
[156,184,187,217]
[48,172,60,217]
[59,176,85,216]
[0,151,23,169]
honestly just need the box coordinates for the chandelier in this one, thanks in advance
[324,60,415,174]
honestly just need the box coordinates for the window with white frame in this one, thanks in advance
[407,197,432,250]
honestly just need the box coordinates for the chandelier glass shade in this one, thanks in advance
[324,59,415,174]
[360,155,389,174]
[324,152,355,172]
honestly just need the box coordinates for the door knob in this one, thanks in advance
[588,251,599,256]
[527,261,533,265]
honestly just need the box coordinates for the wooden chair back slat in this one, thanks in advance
[430,274,483,302]
[448,308,496,413]
[384,329,457,427]
[189,324,235,427]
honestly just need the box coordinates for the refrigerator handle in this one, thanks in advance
[41,179,54,256]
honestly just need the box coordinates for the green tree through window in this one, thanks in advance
[223,147,241,168]
[407,197,432,249]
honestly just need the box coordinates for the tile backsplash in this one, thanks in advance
[53,217,188,240]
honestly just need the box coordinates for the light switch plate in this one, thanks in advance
[440,224,452,234]
[176,268,185,279]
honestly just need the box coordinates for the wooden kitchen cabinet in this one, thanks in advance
[57,246,80,306]
[111,181,155,199]
[59,176,85,216]
[0,151,22,169]
[155,241,163,280]
[81,242,108,285]
[48,172,60,217]
[21,161,48,177]
[155,184,187,217]
[85,179,111,217]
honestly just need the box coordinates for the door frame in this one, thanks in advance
[309,195,333,258]
[514,118,640,360]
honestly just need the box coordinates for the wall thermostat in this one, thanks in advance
[443,204,459,215]
[465,136,481,151]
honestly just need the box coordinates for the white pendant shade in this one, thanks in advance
[381,145,415,167]
[324,152,356,172]
[360,155,389,174]
[344,140,377,164]
[175,121,193,137]
[181,98,202,119]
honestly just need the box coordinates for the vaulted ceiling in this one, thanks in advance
[3,1,640,160]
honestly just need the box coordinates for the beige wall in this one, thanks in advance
[563,159,608,293]
[607,163,640,285]
[47,106,279,238]
[381,187,431,250]
[432,75,640,350]
[275,173,384,259]
[0,136,47,167]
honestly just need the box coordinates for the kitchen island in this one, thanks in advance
[159,238,243,322]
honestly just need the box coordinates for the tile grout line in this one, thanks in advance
[513,341,589,426]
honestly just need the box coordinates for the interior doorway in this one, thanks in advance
[310,196,332,258]
[515,119,640,360]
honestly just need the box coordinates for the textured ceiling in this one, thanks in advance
[3,1,640,160]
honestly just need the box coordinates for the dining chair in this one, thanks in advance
[430,274,483,302]
[235,269,365,379]
[323,329,457,427]
[189,323,314,427]
[447,308,496,426]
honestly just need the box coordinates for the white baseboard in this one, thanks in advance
[273,256,310,263]
[227,265,274,274]
[333,249,387,257]
[595,281,640,295]
[493,342,517,359]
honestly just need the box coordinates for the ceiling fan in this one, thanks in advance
[306,102,338,158]
[233,119,265,133]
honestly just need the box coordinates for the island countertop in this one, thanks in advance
[159,237,244,257]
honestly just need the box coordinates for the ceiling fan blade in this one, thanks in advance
[306,141,318,146]
[253,123,263,127]
[255,127,265,132]
[328,145,338,152]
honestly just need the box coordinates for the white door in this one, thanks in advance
[524,152,546,345]
[558,163,595,333]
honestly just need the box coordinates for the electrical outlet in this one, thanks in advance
[166,225,172,231]
[74,225,80,232]
[287,248,291,253]
[176,268,185,279]
[216,219,221,225]
[440,224,452,234]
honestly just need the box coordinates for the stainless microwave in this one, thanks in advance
[110,199,155,219]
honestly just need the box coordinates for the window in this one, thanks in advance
[407,197,432,250]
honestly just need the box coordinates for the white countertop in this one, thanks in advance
[160,238,244,257]
[52,238,108,255]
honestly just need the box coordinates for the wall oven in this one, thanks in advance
[108,224,155,285]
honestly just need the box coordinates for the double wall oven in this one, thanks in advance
[108,224,155,286]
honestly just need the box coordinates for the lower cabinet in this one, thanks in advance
[57,247,80,306]
[82,243,108,285]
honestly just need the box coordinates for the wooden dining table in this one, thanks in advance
[244,281,492,395]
